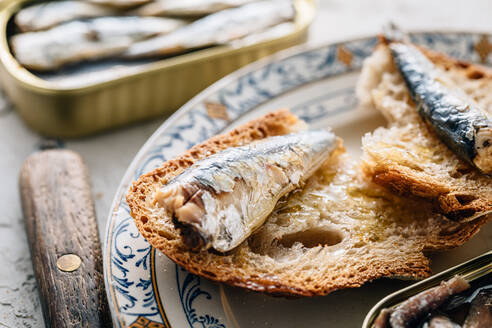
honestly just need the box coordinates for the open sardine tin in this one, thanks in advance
[0,0,315,137]
[363,251,492,328]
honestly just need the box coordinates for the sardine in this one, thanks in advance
[87,0,152,8]
[154,130,338,252]
[132,0,259,17]
[230,22,296,47]
[15,1,118,32]
[463,288,492,328]
[389,276,470,328]
[123,0,295,58]
[389,41,492,174]
[11,16,185,71]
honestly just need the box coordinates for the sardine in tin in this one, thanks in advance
[0,0,315,137]
[362,251,492,328]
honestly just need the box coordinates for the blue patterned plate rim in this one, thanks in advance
[103,31,492,328]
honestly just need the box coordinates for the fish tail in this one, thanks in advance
[380,22,411,45]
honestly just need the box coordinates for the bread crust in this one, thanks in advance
[369,161,491,222]
[420,47,492,80]
[361,43,492,222]
[127,109,489,297]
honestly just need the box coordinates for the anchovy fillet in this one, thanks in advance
[389,276,470,328]
[389,42,492,174]
[123,0,295,58]
[11,16,185,71]
[154,130,337,252]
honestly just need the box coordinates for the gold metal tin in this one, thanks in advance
[0,0,315,137]
[363,251,492,328]
[0,0,15,11]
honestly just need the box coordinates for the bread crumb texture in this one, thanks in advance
[127,109,489,297]
[358,45,492,222]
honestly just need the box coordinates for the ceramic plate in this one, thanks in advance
[103,32,492,328]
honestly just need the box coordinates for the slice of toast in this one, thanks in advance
[127,109,489,297]
[358,44,492,222]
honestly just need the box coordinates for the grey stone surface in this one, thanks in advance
[1,0,492,327]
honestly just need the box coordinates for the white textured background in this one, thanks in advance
[1,0,492,326]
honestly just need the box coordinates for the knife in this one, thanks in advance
[19,148,112,327]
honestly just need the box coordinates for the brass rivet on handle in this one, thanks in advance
[56,254,82,272]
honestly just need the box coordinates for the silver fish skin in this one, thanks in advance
[154,130,338,252]
[123,0,295,58]
[15,0,118,32]
[11,16,185,71]
[230,22,296,48]
[132,0,259,17]
[389,42,492,174]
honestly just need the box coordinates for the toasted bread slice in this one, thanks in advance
[127,109,488,297]
[358,44,492,222]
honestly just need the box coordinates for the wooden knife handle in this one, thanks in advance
[19,150,112,328]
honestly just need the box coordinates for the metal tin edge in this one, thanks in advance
[362,250,492,328]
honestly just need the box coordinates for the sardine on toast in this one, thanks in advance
[15,0,117,32]
[154,130,338,252]
[133,0,258,17]
[388,41,492,174]
[123,0,295,58]
[11,16,185,71]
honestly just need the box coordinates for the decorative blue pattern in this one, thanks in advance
[176,267,226,328]
[104,32,492,328]
[110,205,161,320]
[293,88,357,123]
